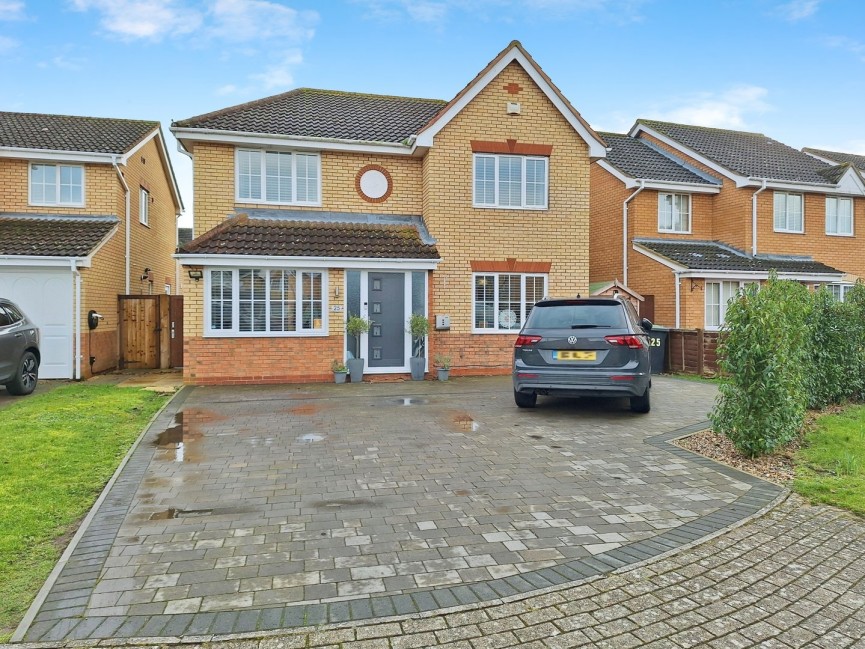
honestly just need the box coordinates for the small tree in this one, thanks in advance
[710,274,810,457]
[804,288,856,408]
[407,313,429,358]
[346,315,370,358]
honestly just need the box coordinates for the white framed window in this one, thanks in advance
[827,283,854,302]
[205,268,326,336]
[658,193,691,233]
[29,163,84,206]
[773,192,803,233]
[236,149,320,205]
[473,154,548,209]
[825,197,853,236]
[705,280,745,330]
[473,273,547,332]
[139,188,150,226]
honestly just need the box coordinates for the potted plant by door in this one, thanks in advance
[407,312,429,380]
[331,359,348,384]
[434,354,451,381]
[345,315,370,383]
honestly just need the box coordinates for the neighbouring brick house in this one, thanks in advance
[590,121,865,330]
[172,41,607,384]
[0,112,183,378]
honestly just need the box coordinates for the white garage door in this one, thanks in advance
[0,269,74,379]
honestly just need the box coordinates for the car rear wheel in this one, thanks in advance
[630,387,650,414]
[6,351,38,396]
[514,390,537,408]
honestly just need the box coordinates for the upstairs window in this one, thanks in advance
[139,188,150,226]
[30,163,84,206]
[825,197,853,236]
[658,193,691,233]
[236,149,320,205]
[473,154,547,209]
[773,192,803,233]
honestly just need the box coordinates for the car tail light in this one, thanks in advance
[515,335,542,348]
[605,335,644,349]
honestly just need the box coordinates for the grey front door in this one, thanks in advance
[367,272,405,368]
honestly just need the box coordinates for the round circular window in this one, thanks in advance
[356,165,393,203]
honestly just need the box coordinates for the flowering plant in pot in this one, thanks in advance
[407,313,429,380]
[345,315,371,383]
[434,353,451,381]
[331,359,348,384]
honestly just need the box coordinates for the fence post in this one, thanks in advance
[697,329,705,376]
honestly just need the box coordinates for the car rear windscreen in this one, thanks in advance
[526,303,627,329]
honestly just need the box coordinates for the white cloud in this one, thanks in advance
[38,55,85,71]
[0,1,24,20]
[250,49,303,90]
[650,85,772,130]
[357,0,646,25]
[776,0,820,21]
[70,0,202,41]
[0,34,16,51]
[823,35,865,63]
[208,0,317,42]
[215,83,238,96]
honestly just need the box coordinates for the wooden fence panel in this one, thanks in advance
[666,329,721,376]
[119,295,160,369]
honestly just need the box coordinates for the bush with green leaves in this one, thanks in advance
[844,282,865,401]
[710,276,811,457]
[804,287,860,409]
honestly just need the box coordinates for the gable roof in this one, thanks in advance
[416,41,606,157]
[0,112,157,155]
[178,210,439,260]
[173,89,446,145]
[0,213,119,258]
[633,238,841,276]
[803,147,865,172]
[598,132,720,186]
[632,120,837,186]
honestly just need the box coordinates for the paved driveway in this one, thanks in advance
[15,376,785,644]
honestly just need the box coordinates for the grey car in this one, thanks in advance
[512,297,653,412]
[0,298,40,396]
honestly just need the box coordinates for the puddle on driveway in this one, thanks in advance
[145,506,259,521]
[453,412,480,432]
[297,433,325,443]
[152,410,209,463]
[453,489,473,497]
[381,397,428,406]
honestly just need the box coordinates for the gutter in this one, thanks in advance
[622,180,645,286]
[752,179,768,255]
[71,259,81,380]
[112,158,131,293]
[674,270,682,329]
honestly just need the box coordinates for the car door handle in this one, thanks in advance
[14,333,23,337]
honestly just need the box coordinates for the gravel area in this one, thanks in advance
[674,429,797,485]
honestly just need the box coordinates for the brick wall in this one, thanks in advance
[424,61,592,374]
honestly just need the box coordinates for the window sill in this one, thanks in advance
[472,329,521,335]
[772,229,805,234]
[29,202,85,208]
[657,229,692,235]
[825,232,854,237]
[235,199,322,208]
[204,330,328,338]
[472,204,548,211]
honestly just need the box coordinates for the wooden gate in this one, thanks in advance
[119,295,168,369]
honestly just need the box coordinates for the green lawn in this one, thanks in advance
[0,384,170,641]
[794,405,865,516]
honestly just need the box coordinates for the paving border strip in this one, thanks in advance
[10,407,787,646]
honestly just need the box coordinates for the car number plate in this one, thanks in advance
[555,350,596,361]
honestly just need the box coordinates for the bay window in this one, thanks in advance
[207,268,325,335]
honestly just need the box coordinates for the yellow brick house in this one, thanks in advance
[172,41,606,384]
[0,112,183,379]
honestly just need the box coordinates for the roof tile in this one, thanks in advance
[0,214,119,257]
[173,89,446,144]
[599,132,720,185]
[638,120,837,185]
[0,112,157,154]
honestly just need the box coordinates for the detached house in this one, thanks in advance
[591,121,865,330]
[0,112,183,379]
[172,41,607,384]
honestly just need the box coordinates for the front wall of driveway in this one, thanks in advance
[18,377,782,643]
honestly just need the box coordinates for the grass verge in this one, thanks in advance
[0,384,170,641]
[793,405,865,516]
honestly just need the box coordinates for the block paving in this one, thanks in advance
[13,377,856,648]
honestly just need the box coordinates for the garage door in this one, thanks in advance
[0,269,74,379]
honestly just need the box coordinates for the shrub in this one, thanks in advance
[845,282,865,401]
[710,276,810,457]
[804,288,858,408]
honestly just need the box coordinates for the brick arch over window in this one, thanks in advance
[470,259,552,273]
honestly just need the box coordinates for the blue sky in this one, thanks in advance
[2,0,863,226]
